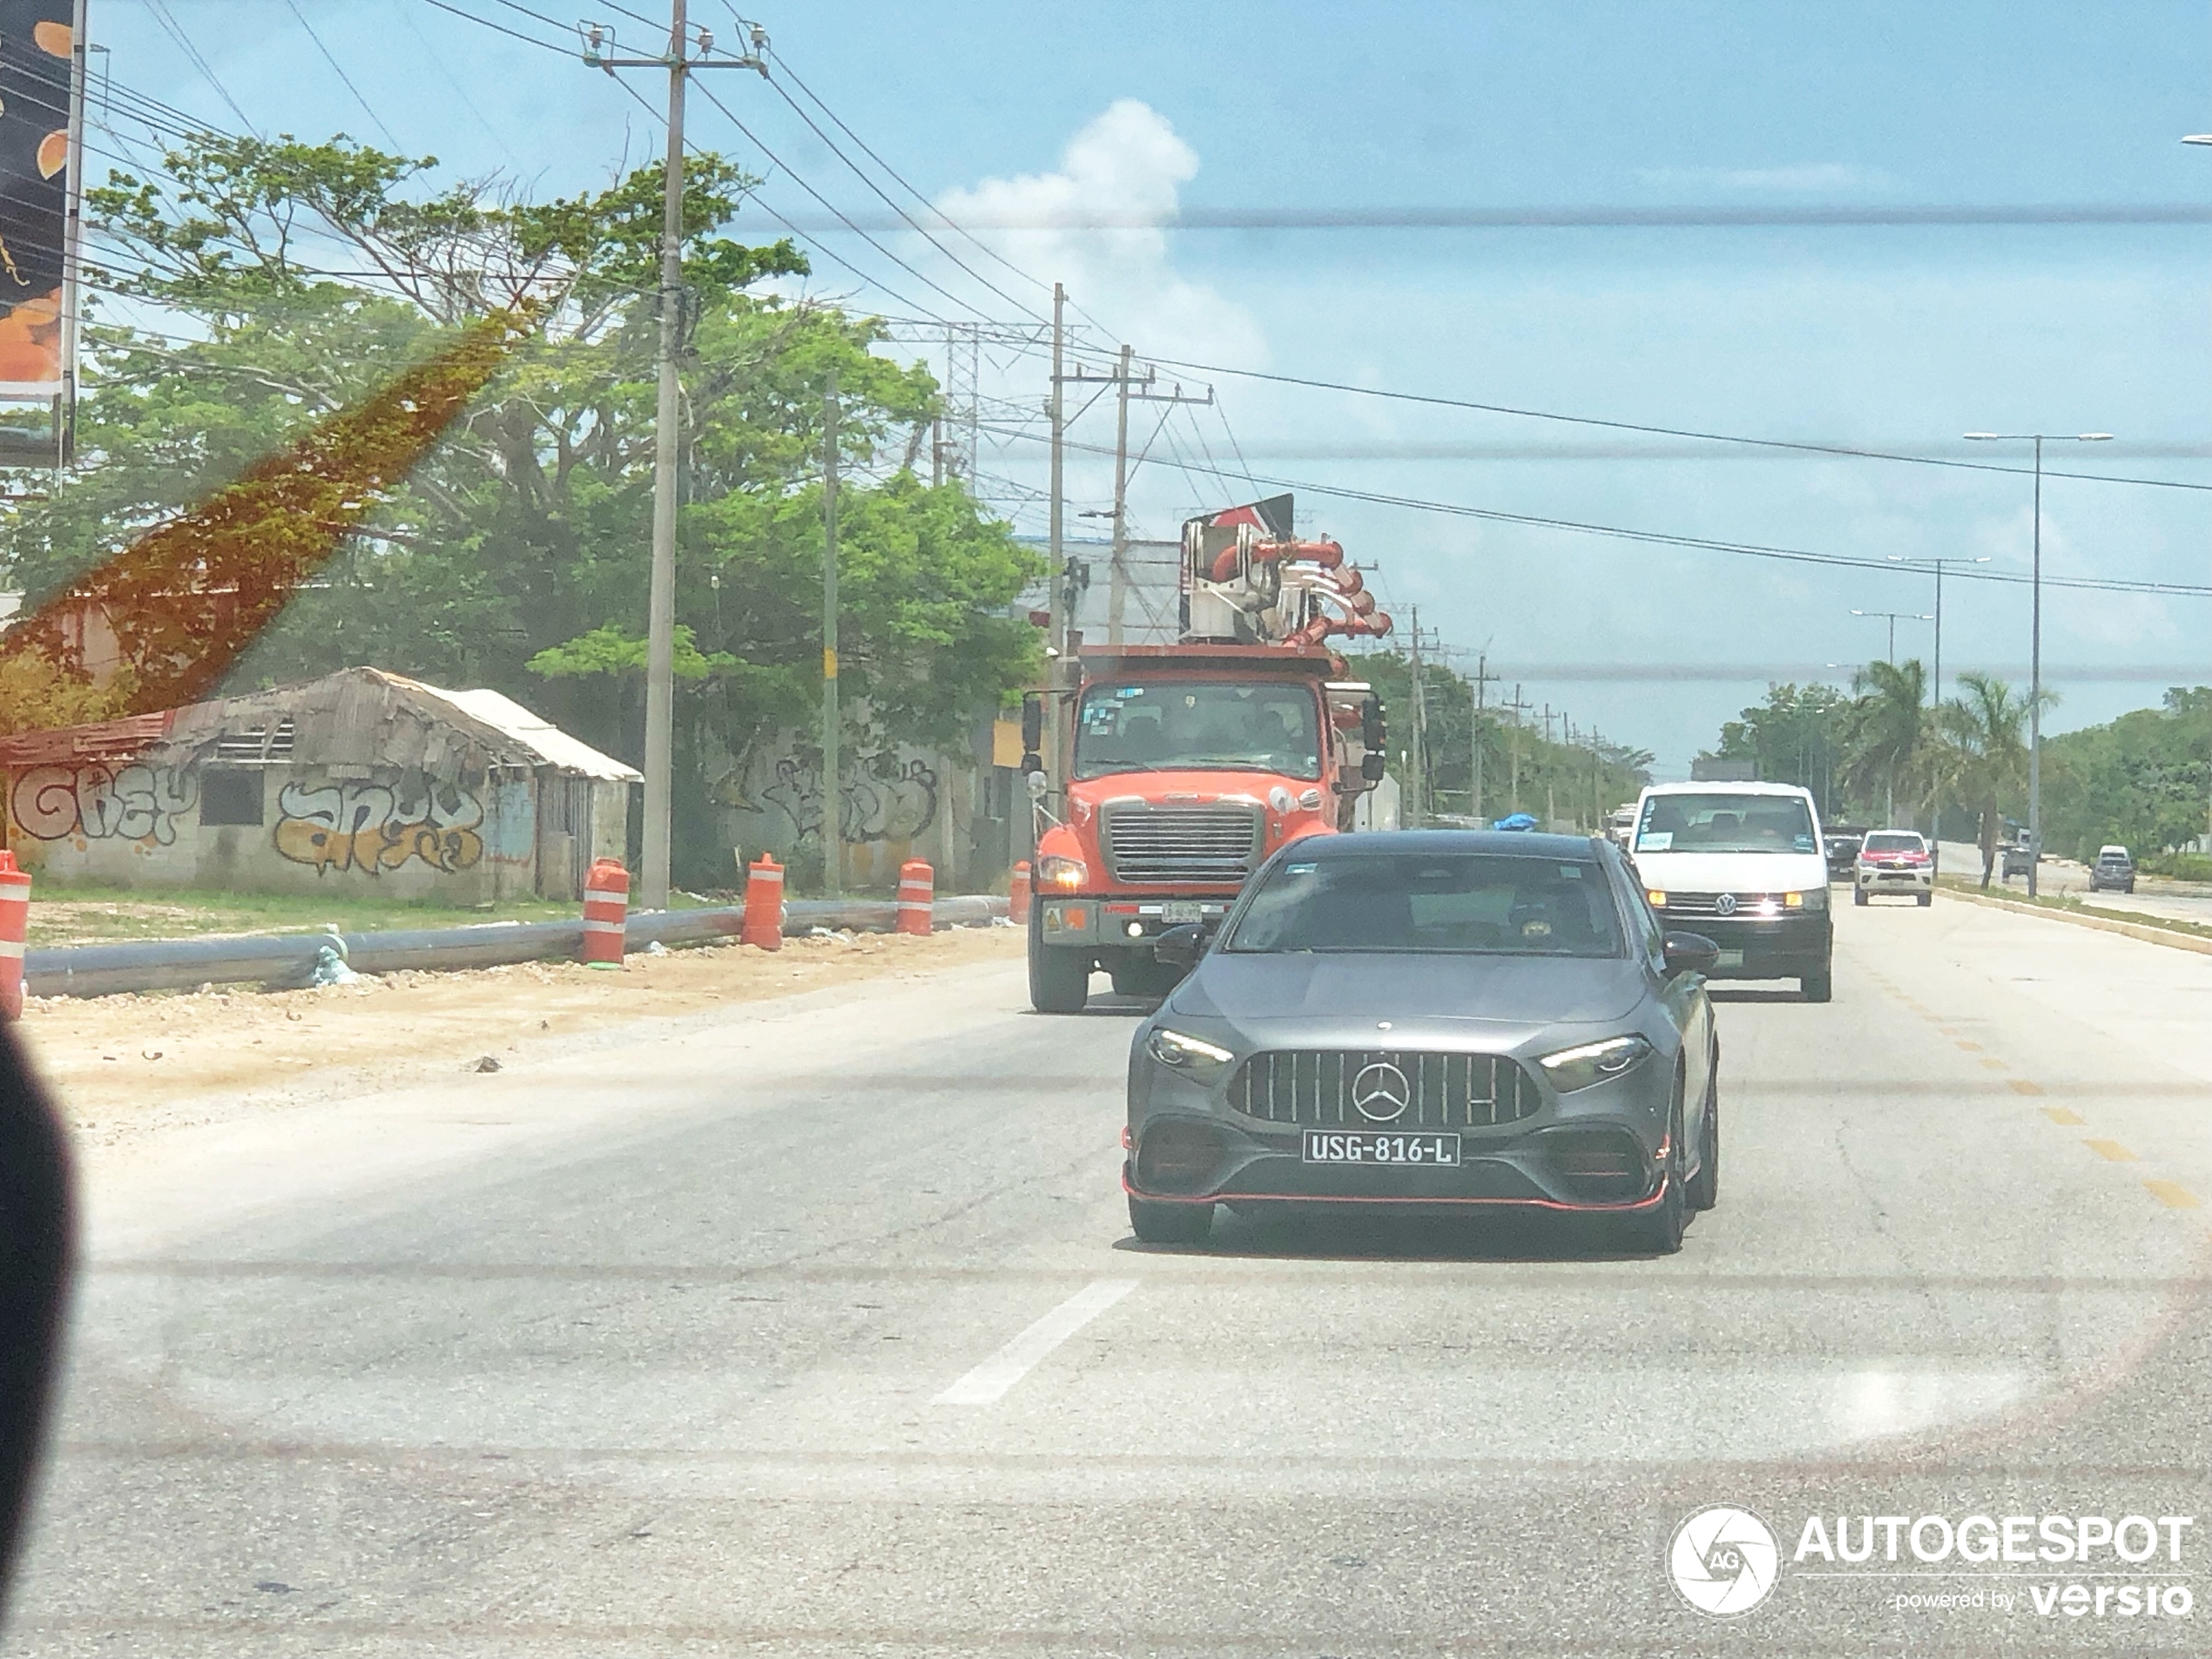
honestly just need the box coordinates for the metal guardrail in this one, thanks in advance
[24,895,1009,1000]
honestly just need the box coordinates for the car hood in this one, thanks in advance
[1169,950,1648,1036]
[1629,849,1827,890]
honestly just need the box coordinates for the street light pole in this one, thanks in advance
[1963,431,2113,898]
[1885,553,1990,862]
[1849,608,1932,665]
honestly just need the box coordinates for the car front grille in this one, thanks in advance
[1101,801,1263,885]
[1228,1049,1542,1130]
[1657,892,1786,917]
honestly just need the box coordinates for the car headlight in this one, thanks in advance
[1149,1028,1235,1079]
[1537,1034,1654,1092]
[1037,853,1088,890]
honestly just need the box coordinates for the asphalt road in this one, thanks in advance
[10,898,2212,1656]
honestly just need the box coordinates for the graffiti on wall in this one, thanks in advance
[274,774,485,875]
[734,752,940,846]
[10,764,199,845]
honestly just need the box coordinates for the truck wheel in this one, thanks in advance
[1801,967,1832,1003]
[1028,907,1091,1013]
[1128,1196,1212,1245]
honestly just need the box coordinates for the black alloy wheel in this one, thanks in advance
[1622,1079,1687,1255]
[1128,1196,1213,1245]
[1684,1059,1719,1212]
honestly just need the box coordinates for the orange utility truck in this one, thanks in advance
[1022,496,1393,1012]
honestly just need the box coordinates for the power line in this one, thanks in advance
[143,0,259,132]
[977,420,2212,598]
[281,0,405,152]
[1137,356,2212,496]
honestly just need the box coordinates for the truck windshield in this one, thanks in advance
[1074,680,1321,779]
[1635,792,1817,854]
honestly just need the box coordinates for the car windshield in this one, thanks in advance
[1224,853,1624,956]
[1074,679,1321,779]
[1635,792,1817,854]
[1863,832,1925,853]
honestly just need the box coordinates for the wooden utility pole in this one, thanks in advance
[1469,652,1501,821]
[1407,610,1426,828]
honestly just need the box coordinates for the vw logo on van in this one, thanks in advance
[1713,893,1737,917]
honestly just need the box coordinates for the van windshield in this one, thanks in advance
[1635,792,1817,854]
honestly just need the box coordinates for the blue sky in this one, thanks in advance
[98,1,2212,772]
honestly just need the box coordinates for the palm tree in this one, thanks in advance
[1839,658,1927,827]
[1932,671,2035,888]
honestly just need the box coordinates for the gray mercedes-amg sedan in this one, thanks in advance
[1123,831,1721,1252]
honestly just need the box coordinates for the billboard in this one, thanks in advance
[0,2,72,397]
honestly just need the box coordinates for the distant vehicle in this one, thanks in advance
[1627,780,1833,1002]
[1855,829,1932,907]
[1606,804,1637,847]
[2088,845,2135,894]
[1824,826,1866,882]
[1125,831,1720,1252]
[2001,836,2036,880]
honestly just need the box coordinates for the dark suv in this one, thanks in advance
[2087,846,2135,894]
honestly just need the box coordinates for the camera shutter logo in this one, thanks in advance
[1669,1506,1778,1616]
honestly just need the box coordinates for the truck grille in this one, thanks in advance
[1228,1049,1542,1130]
[1101,801,1262,885]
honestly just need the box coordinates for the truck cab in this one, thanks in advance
[1026,644,1383,1011]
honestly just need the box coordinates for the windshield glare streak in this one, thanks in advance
[1226,853,1625,957]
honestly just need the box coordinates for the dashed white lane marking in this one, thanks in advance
[934,1278,1137,1406]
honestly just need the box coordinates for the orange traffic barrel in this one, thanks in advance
[896,859,934,936]
[741,853,785,950]
[1009,860,1031,924]
[0,851,26,1021]
[582,858,628,968]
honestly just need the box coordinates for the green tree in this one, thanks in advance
[1703,682,1851,819]
[1933,671,2034,887]
[1,133,1041,887]
[1838,658,1927,828]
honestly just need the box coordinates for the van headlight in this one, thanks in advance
[1537,1035,1653,1092]
[1150,1028,1235,1079]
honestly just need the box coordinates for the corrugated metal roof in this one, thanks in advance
[401,680,643,782]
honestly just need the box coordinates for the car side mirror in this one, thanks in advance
[1154,924,1204,968]
[1662,931,1719,978]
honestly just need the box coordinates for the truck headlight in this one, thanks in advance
[1037,854,1088,890]
[1149,1028,1235,1079]
[1537,1034,1653,1092]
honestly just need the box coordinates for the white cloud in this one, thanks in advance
[933,99,1266,368]
[1634,163,1898,194]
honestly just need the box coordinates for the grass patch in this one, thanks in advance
[21,881,718,948]
[1937,874,2212,942]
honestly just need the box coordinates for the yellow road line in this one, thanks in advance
[2042,1107,2086,1124]
[1979,1057,2007,1071]
[2009,1079,2045,1096]
[2084,1139,2139,1162]
[1955,1040,1982,1052]
[2144,1180,2201,1210]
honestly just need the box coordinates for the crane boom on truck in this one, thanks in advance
[1022,495,1394,1013]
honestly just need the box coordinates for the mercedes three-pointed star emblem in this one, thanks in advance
[1351,1061,1413,1122]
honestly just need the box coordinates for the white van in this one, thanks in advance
[1626,781,1834,1002]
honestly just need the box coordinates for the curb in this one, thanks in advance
[1938,886,2212,957]
[24,894,1009,1000]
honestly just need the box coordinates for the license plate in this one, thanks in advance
[1715,948,1745,968]
[1162,900,1204,923]
[1302,1130,1460,1167]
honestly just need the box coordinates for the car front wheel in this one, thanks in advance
[1128,1196,1212,1245]
[1853,886,1868,906]
[1684,1065,1719,1212]
[1622,1084,1687,1254]
[1801,967,1832,1002]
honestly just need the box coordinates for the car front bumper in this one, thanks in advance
[1858,865,1932,894]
